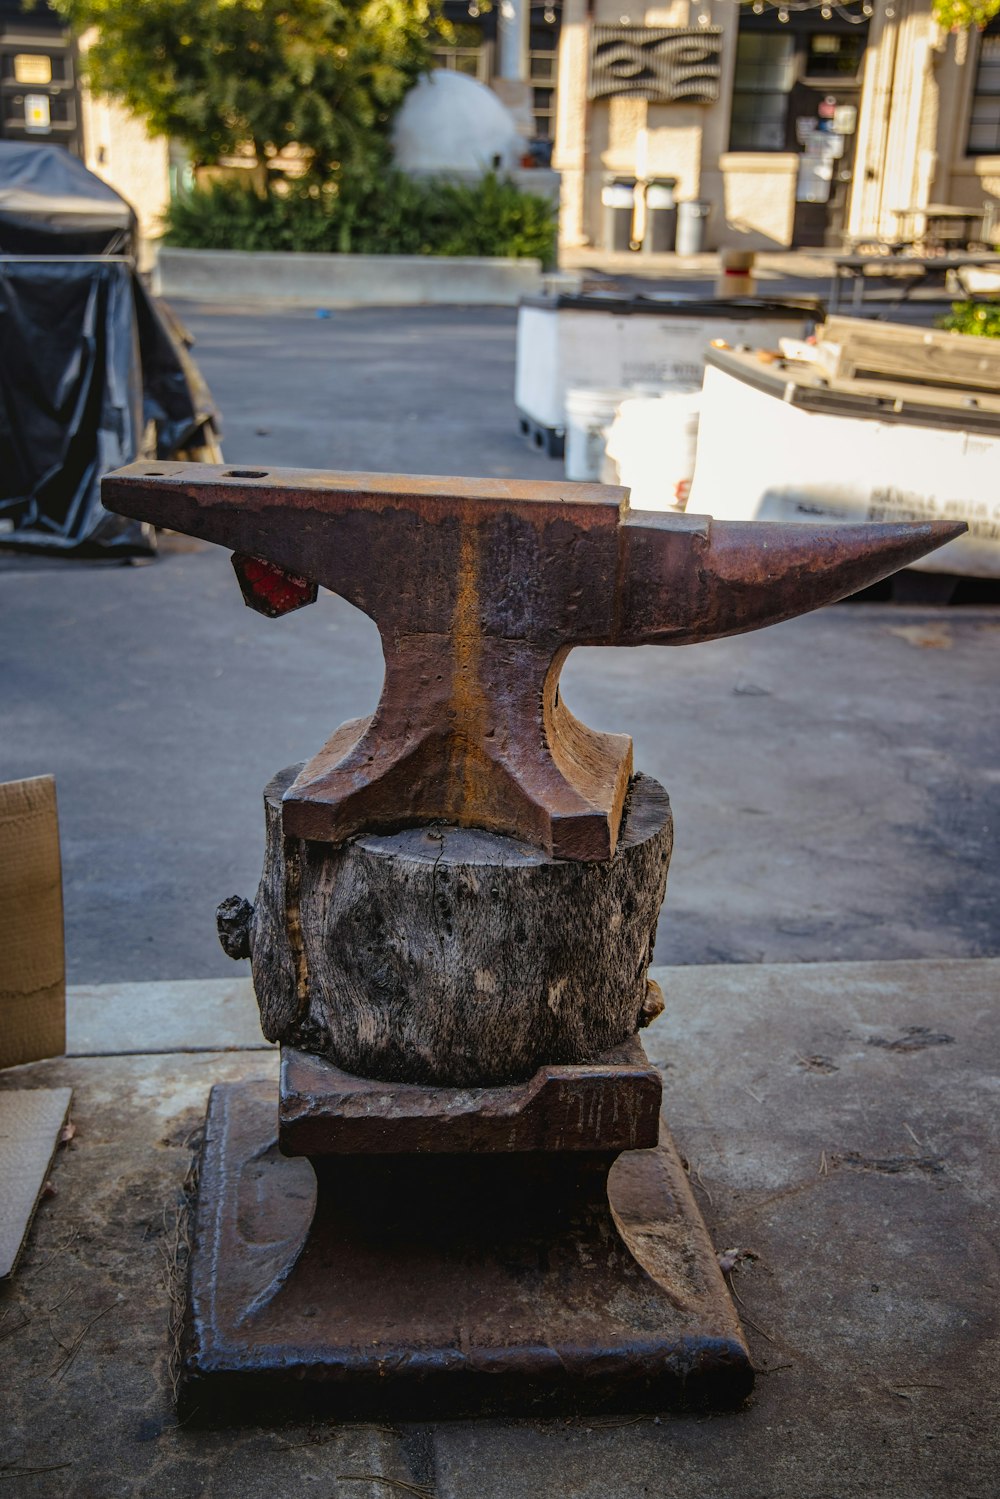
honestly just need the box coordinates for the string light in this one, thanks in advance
[698,8,712,23]
[737,0,875,20]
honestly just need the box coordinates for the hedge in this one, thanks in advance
[164,172,557,265]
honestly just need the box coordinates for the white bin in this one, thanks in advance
[515,293,819,456]
[604,389,701,511]
[564,386,628,481]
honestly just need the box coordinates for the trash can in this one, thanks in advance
[564,385,628,481]
[643,178,677,254]
[676,198,711,255]
[601,176,635,252]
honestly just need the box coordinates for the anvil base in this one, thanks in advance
[179,1075,753,1423]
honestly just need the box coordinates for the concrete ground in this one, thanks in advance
[1,303,998,1495]
[1,959,997,1496]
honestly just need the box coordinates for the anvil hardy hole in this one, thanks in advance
[224,469,269,479]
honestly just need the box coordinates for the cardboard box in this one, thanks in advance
[0,1086,72,1279]
[0,775,66,1068]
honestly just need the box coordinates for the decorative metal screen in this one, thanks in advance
[588,26,723,105]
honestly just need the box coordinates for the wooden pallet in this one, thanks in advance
[817,315,1000,394]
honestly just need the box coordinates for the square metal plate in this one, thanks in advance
[180,1079,753,1422]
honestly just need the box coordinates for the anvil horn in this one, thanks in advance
[102,463,965,861]
[617,513,968,645]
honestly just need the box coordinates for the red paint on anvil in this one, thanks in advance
[232,553,318,618]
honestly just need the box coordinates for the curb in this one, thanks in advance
[154,246,558,308]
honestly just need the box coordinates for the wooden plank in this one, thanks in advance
[818,315,1000,393]
[0,776,65,1069]
[0,1088,72,1279]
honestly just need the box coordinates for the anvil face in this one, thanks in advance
[102,462,964,861]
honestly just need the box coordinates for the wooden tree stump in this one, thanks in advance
[240,765,672,1087]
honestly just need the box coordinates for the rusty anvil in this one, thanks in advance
[104,462,964,861]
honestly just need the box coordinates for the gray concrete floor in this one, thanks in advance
[1,959,997,1496]
[2,305,998,984]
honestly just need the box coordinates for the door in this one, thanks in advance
[789,30,866,246]
[729,15,868,249]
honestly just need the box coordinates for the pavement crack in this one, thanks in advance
[835,1151,945,1176]
[868,1026,955,1053]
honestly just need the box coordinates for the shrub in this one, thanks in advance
[936,300,1000,338]
[164,173,557,265]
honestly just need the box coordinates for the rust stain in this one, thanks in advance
[451,520,490,825]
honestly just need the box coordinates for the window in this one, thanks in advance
[968,32,1000,155]
[804,33,864,81]
[730,33,795,151]
[431,45,489,82]
[432,2,560,144]
[529,56,556,139]
[431,19,489,84]
[529,13,559,141]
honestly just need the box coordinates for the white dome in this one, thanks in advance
[392,71,522,175]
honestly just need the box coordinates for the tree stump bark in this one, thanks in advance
[243,765,672,1087]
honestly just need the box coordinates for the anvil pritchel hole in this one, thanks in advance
[224,469,269,479]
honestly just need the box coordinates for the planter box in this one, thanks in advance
[155,246,545,307]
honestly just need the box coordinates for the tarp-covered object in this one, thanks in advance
[0,144,221,556]
[0,257,150,554]
[0,141,136,257]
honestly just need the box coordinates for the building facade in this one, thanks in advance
[434,0,564,149]
[1,0,172,248]
[553,0,1000,250]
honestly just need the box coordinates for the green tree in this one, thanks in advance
[932,0,1000,28]
[49,0,440,184]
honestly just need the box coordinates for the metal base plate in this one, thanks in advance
[180,1080,753,1422]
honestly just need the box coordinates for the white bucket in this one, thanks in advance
[564,386,628,482]
[605,389,701,511]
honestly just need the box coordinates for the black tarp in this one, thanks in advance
[0,141,136,257]
[0,257,148,554]
[0,145,221,556]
